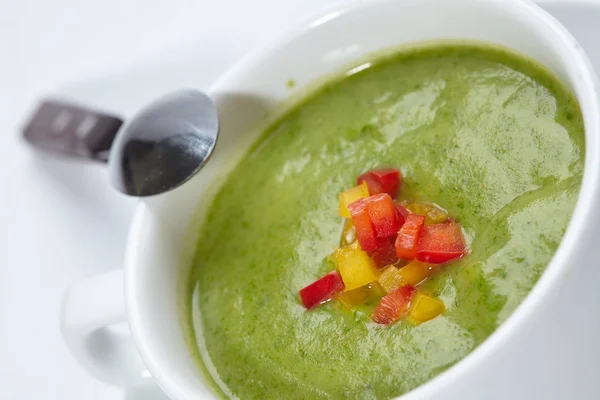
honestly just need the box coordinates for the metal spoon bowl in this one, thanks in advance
[23,89,220,197]
[109,90,219,197]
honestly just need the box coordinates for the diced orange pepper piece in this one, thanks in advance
[378,265,403,293]
[395,214,425,260]
[366,193,401,238]
[405,202,448,225]
[339,182,370,218]
[336,242,379,291]
[408,292,445,324]
[397,261,433,286]
[348,198,380,252]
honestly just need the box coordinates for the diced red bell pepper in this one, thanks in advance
[299,271,345,309]
[366,193,401,238]
[395,214,425,260]
[348,198,379,252]
[369,240,399,269]
[396,204,410,224]
[416,221,467,264]
[357,173,383,196]
[357,168,402,197]
[372,285,416,324]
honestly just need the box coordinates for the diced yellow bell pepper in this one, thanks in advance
[405,202,448,225]
[337,284,383,309]
[378,265,403,293]
[340,219,356,247]
[408,292,445,324]
[336,241,379,291]
[339,182,370,218]
[397,261,433,286]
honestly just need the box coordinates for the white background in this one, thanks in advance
[0,0,596,399]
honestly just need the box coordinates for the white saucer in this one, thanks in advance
[1,0,598,398]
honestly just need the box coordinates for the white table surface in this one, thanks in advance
[0,0,596,399]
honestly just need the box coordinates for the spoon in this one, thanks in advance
[23,90,220,197]
[108,90,219,196]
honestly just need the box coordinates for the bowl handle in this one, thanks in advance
[60,270,151,388]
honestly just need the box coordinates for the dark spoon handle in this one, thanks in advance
[22,99,123,162]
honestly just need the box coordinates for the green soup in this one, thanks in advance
[185,43,584,399]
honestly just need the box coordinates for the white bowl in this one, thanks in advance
[63,0,600,398]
